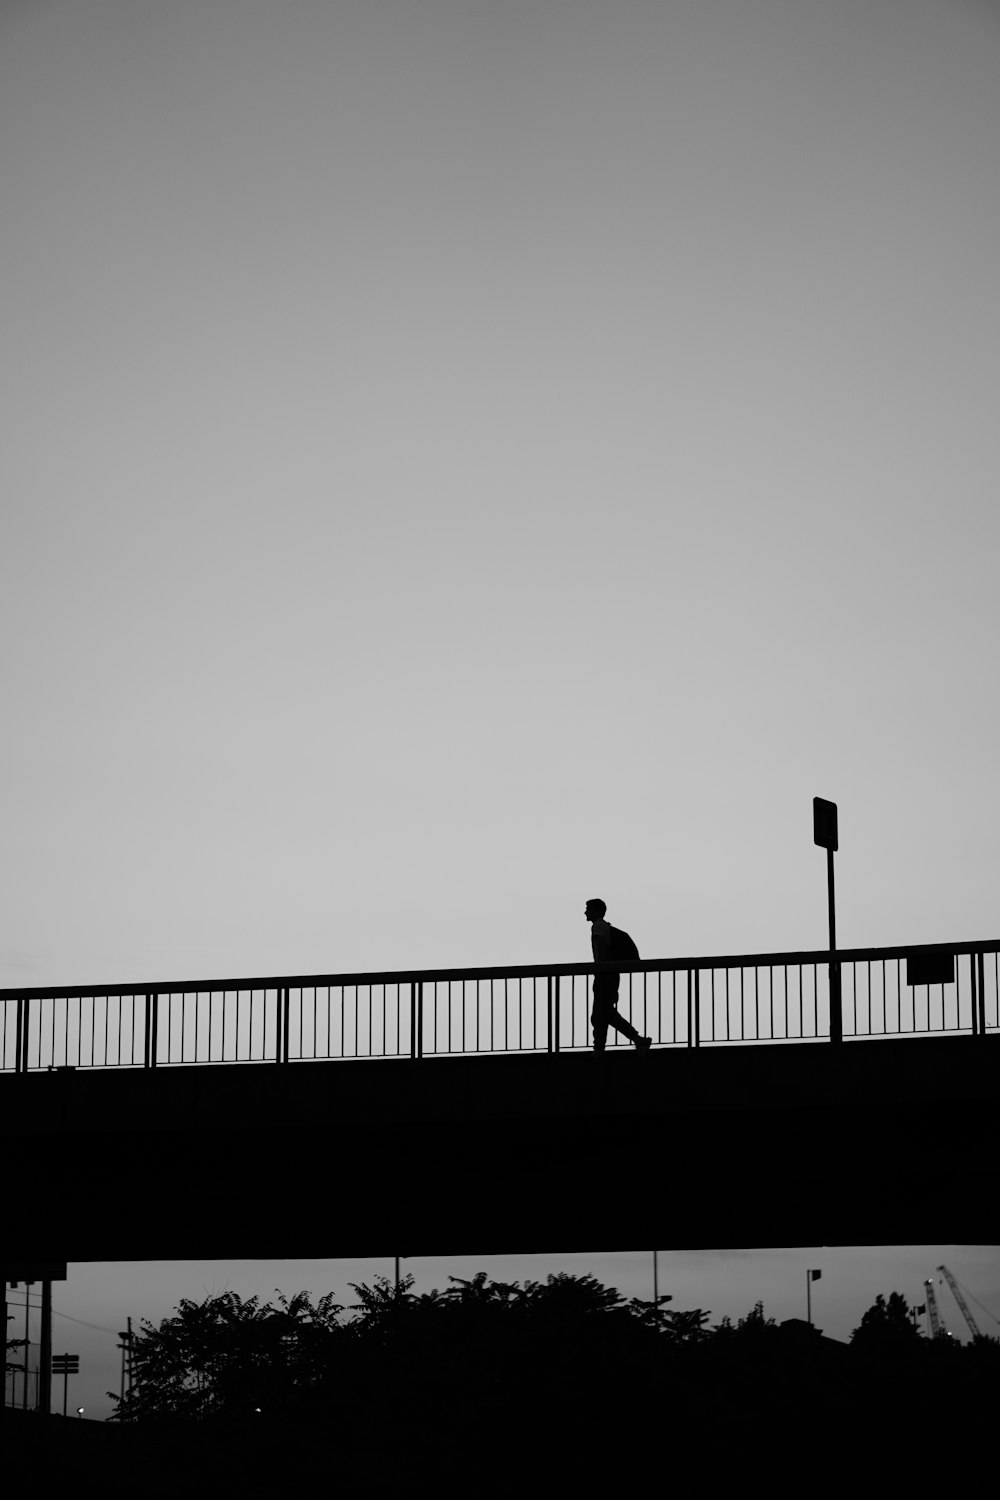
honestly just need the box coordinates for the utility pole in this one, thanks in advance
[813,798,841,1043]
[2,1264,67,1416]
[653,1251,659,1327]
[117,1320,134,1409]
[39,1280,52,1416]
[1,1278,8,1418]
[21,1282,31,1411]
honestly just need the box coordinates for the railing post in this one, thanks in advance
[829,961,843,1043]
[972,952,986,1038]
[547,975,560,1054]
[686,970,693,1047]
[144,993,158,1068]
[15,996,27,1073]
[693,968,700,1047]
[277,987,290,1063]
[411,982,423,1059]
[554,975,560,1052]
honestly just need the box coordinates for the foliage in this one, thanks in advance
[6,1305,27,1375]
[109,1271,711,1422]
[6,1335,27,1372]
[849,1292,921,1351]
[108,1274,994,1437]
[712,1301,778,1338]
[108,1288,345,1421]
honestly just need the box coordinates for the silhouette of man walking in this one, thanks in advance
[585,899,652,1053]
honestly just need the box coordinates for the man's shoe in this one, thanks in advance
[636,1037,652,1052]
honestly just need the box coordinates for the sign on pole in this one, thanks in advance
[52,1354,80,1419]
[813,797,842,1043]
[813,797,838,851]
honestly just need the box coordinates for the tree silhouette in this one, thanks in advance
[108,1271,697,1424]
[89,1273,1000,1498]
[108,1289,344,1421]
[850,1292,921,1351]
[712,1300,778,1339]
[5,1320,27,1382]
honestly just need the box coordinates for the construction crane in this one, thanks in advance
[936,1265,983,1341]
[923,1278,945,1339]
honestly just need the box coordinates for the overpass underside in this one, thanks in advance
[5,1035,997,1261]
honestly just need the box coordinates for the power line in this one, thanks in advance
[4,1298,120,1336]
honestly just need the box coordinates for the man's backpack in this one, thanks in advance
[607,925,640,962]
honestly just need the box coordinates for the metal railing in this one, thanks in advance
[1,940,996,1073]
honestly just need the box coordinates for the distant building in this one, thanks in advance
[778,1317,848,1354]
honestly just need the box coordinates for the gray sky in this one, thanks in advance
[3,0,998,987]
[3,2,998,1421]
[7,1246,999,1422]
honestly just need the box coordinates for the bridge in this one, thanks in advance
[3,939,997,1261]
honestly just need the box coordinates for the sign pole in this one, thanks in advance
[52,1355,79,1414]
[813,798,842,1044]
[827,845,841,1043]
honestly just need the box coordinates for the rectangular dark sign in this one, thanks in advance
[813,797,838,851]
[906,950,955,987]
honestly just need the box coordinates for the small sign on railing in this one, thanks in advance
[906,950,955,987]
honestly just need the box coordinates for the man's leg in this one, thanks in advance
[591,984,613,1051]
[591,1001,610,1051]
[596,979,651,1050]
[607,1006,642,1045]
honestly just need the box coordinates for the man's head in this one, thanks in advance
[584,898,606,922]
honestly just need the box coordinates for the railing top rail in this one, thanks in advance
[0,938,996,1004]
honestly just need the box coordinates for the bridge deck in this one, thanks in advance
[5,1032,997,1258]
